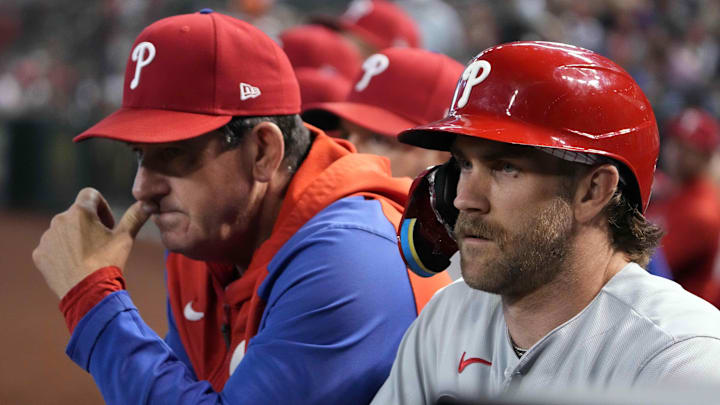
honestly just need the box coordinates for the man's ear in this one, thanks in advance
[572,164,620,224]
[249,121,285,183]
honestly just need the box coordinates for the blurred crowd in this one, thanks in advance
[2,0,720,300]
[2,1,720,130]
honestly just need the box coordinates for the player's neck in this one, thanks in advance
[502,230,629,350]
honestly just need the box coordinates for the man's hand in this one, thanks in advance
[32,188,150,299]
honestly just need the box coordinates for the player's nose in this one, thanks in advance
[132,165,170,203]
[453,169,490,214]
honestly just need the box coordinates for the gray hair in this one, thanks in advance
[221,114,312,173]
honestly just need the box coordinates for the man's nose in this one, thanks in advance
[132,165,170,203]
[453,169,490,214]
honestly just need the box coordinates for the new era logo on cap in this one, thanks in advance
[240,82,261,100]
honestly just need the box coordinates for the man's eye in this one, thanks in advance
[451,155,472,170]
[371,134,392,146]
[161,148,184,160]
[497,162,517,174]
[457,157,472,171]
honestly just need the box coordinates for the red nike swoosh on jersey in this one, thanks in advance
[458,351,492,374]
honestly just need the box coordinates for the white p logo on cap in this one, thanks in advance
[455,60,491,109]
[355,53,390,92]
[130,41,156,90]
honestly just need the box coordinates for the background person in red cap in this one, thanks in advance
[316,0,421,59]
[647,107,720,307]
[371,42,720,404]
[280,24,362,81]
[279,24,362,108]
[303,47,463,178]
[31,10,450,405]
[293,67,353,108]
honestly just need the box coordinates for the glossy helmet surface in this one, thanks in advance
[399,41,660,212]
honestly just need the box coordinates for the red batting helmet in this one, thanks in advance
[399,41,660,213]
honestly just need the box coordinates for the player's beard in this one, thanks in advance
[455,197,574,297]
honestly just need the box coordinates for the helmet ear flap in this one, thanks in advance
[398,160,459,277]
[432,158,460,230]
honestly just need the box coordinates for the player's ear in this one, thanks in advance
[572,164,619,224]
[249,121,285,183]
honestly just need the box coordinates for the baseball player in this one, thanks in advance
[647,107,720,306]
[279,24,361,107]
[370,42,720,404]
[315,0,420,58]
[303,47,463,178]
[32,11,450,404]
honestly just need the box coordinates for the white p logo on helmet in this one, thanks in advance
[455,60,491,109]
[130,41,156,90]
[355,54,390,92]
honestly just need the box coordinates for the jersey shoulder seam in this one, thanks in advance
[635,335,720,379]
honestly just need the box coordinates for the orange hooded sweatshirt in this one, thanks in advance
[165,130,451,390]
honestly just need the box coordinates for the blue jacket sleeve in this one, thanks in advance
[647,247,673,280]
[65,199,417,404]
[165,297,196,379]
[67,292,227,404]
[223,221,417,404]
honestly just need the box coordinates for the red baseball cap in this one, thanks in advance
[74,10,300,143]
[317,0,420,50]
[302,47,463,137]
[665,107,720,151]
[280,24,361,81]
[295,67,352,107]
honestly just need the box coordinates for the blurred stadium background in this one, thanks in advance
[1,0,719,403]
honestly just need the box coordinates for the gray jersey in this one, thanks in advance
[371,263,720,404]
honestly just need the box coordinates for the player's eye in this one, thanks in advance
[370,133,392,146]
[493,161,518,174]
[456,156,472,171]
[160,147,184,161]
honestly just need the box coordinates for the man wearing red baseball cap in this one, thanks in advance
[31,10,449,404]
[303,47,464,178]
[647,107,720,307]
[370,42,720,404]
[279,24,362,107]
[317,0,420,58]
